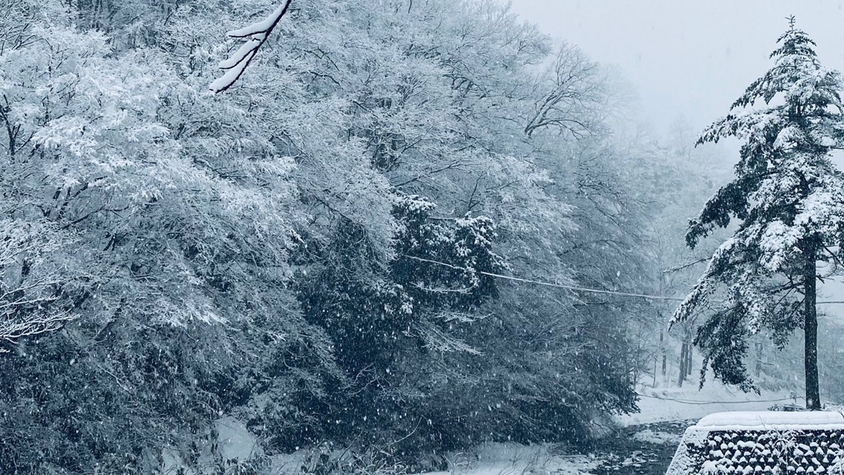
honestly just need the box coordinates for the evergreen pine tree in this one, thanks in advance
[673,17,844,410]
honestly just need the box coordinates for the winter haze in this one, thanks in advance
[511,0,844,132]
[4,1,844,474]
[512,0,844,312]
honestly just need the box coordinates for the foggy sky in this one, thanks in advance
[510,0,844,136]
[510,0,844,311]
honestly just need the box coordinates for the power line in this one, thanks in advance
[403,255,844,305]
[637,393,801,406]
[404,255,684,301]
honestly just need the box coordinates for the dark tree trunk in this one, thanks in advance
[804,245,820,410]
[677,339,687,387]
[652,355,657,387]
[685,340,693,377]
[660,330,667,378]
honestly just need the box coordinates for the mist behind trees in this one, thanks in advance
[1,1,841,473]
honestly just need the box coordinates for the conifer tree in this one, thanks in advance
[673,18,844,410]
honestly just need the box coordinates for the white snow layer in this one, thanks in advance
[418,442,603,475]
[226,0,291,38]
[695,410,844,430]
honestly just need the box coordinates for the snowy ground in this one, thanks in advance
[420,443,603,475]
[414,381,803,475]
[620,382,802,426]
[164,381,805,474]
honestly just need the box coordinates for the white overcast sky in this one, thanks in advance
[510,0,844,135]
[511,1,844,306]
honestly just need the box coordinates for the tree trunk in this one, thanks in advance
[652,355,657,388]
[677,339,687,387]
[660,331,667,377]
[804,245,820,410]
[685,340,693,378]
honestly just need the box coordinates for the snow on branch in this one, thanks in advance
[0,310,76,352]
[210,0,293,93]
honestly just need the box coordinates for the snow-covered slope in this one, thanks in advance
[620,382,803,426]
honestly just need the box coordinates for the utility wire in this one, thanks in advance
[637,393,801,405]
[403,255,844,305]
[404,255,684,301]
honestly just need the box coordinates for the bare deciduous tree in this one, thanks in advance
[525,45,605,138]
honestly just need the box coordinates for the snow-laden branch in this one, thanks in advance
[210,0,293,93]
[0,310,76,351]
[0,268,78,350]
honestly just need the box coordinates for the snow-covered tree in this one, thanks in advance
[0,0,692,470]
[0,5,340,469]
[672,18,844,409]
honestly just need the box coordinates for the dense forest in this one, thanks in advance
[2,1,844,474]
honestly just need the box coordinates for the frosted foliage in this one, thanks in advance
[673,24,844,332]
[0,21,298,328]
[0,219,77,347]
[200,0,586,269]
[0,0,658,470]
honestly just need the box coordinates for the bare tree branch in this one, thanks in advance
[525,45,604,138]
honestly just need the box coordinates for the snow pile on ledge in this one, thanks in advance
[695,410,844,430]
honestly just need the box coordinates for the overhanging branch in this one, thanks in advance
[210,0,293,93]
